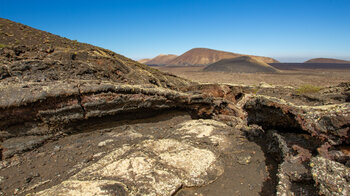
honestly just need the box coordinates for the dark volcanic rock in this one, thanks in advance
[0,81,242,158]
[244,95,350,146]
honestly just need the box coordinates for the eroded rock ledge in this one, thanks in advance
[0,81,242,159]
[0,82,349,196]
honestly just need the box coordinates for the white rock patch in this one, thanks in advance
[34,119,231,196]
[35,180,127,196]
[176,119,231,149]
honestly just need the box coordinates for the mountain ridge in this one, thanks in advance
[166,48,279,66]
[304,58,350,64]
[203,55,280,73]
[142,54,177,65]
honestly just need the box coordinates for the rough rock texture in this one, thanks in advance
[1,81,349,195]
[311,156,350,196]
[243,94,350,195]
[244,95,350,146]
[32,120,229,195]
[0,81,243,159]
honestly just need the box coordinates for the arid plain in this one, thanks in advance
[156,66,350,87]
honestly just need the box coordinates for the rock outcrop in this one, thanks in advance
[34,120,229,196]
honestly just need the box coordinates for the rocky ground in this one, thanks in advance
[156,66,350,87]
[0,18,350,195]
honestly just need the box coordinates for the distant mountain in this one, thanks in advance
[305,58,350,64]
[143,54,178,66]
[166,48,279,66]
[203,56,280,73]
[138,58,151,64]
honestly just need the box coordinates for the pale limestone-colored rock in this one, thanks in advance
[74,145,131,178]
[143,139,219,185]
[107,129,143,140]
[35,119,232,196]
[97,139,114,147]
[176,119,231,150]
[92,152,104,158]
[35,180,127,196]
[38,138,222,196]
[96,154,155,179]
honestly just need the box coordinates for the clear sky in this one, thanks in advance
[1,0,349,62]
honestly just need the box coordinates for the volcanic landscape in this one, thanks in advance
[0,17,349,196]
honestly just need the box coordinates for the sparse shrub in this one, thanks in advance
[250,85,259,94]
[295,84,321,94]
[0,43,8,48]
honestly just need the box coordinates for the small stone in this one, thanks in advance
[97,139,114,147]
[53,146,61,152]
[0,176,5,184]
[237,155,252,165]
[83,156,93,163]
[13,188,20,194]
[93,152,104,158]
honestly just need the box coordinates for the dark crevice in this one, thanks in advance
[290,179,319,196]
[245,104,305,133]
[244,129,279,196]
[172,184,184,196]
[234,92,244,102]
[66,108,192,135]
[0,147,3,161]
[77,86,86,118]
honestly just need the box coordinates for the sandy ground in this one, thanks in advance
[155,66,350,87]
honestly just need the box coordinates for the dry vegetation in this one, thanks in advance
[295,84,322,94]
[155,66,350,87]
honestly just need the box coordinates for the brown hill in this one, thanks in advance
[0,18,191,89]
[144,54,178,65]
[305,58,350,64]
[138,58,151,63]
[167,48,279,66]
[203,56,280,73]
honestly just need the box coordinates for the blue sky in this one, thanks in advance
[1,0,349,62]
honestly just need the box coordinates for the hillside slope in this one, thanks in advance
[167,48,279,66]
[138,58,151,64]
[144,54,177,65]
[203,56,280,73]
[0,18,192,89]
